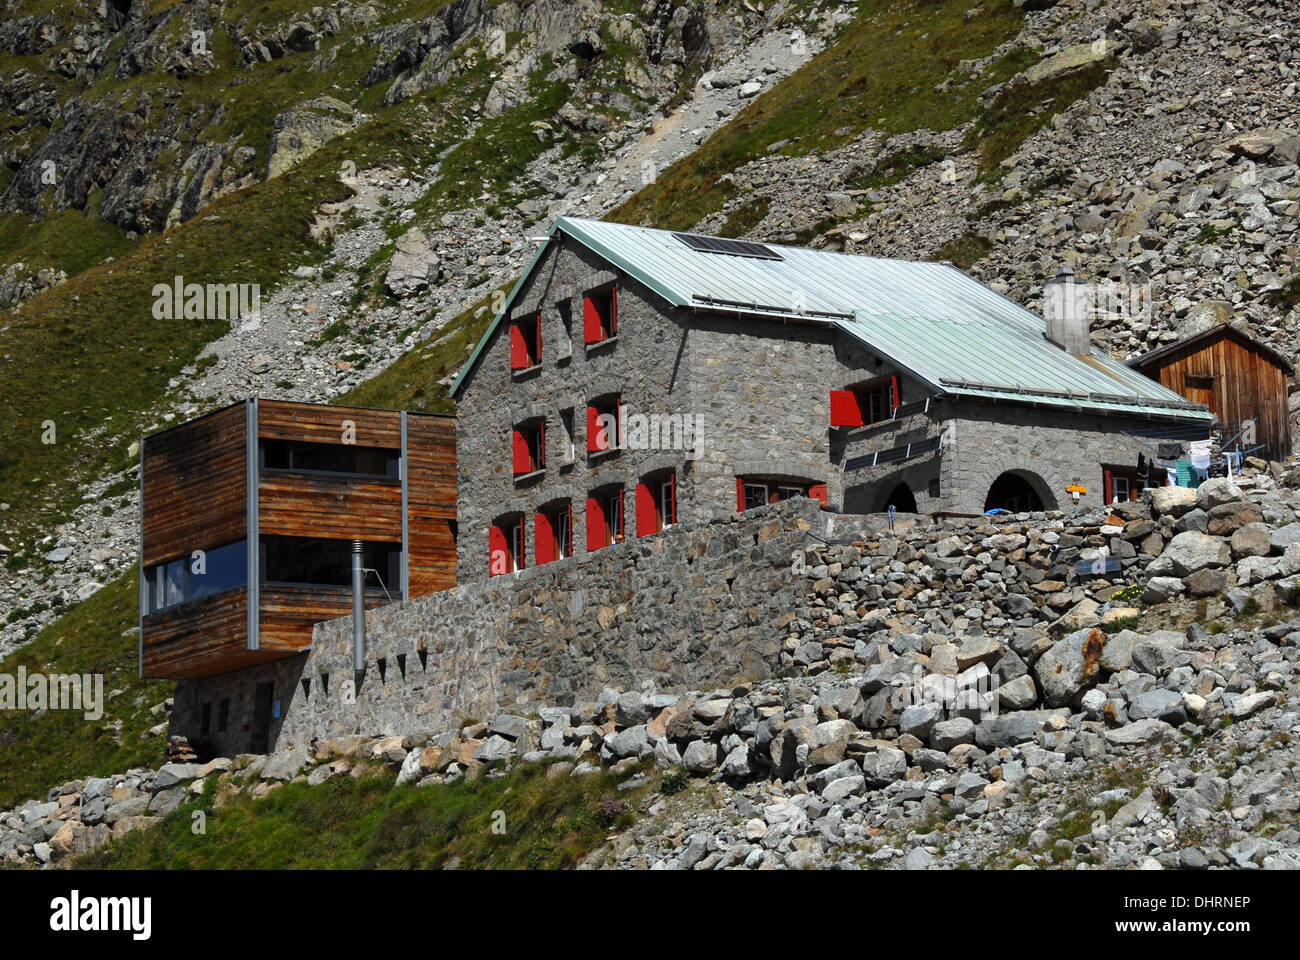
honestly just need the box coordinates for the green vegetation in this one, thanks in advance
[0,205,138,281]
[933,231,993,269]
[1109,583,1145,604]
[964,61,1112,176]
[1101,615,1140,635]
[341,286,509,415]
[77,761,651,869]
[718,197,772,237]
[613,0,1030,231]
[1267,274,1300,312]
[0,574,172,811]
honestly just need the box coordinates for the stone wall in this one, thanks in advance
[272,497,836,747]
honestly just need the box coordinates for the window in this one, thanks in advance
[200,702,211,737]
[261,440,399,478]
[586,487,624,551]
[510,312,541,370]
[637,471,676,537]
[586,396,620,454]
[830,376,900,428]
[1103,468,1143,505]
[559,408,576,465]
[736,478,827,512]
[489,516,527,576]
[261,536,400,589]
[512,419,545,475]
[145,540,248,613]
[217,698,230,733]
[583,285,617,344]
[535,503,573,564]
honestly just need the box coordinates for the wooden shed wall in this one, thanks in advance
[141,403,247,566]
[1139,333,1291,461]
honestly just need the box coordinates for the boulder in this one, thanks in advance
[261,745,311,781]
[861,746,908,787]
[930,717,976,752]
[997,674,1039,710]
[384,228,440,298]
[1147,532,1231,577]
[956,636,1004,671]
[682,740,719,774]
[1104,719,1174,746]
[1195,477,1241,510]
[1145,486,1197,517]
[1141,576,1185,603]
[1270,523,1300,553]
[1033,628,1106,707]
[1184,567,1229,597]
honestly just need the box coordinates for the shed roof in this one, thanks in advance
[1126,322,1296,375]
[450,217,1211,421]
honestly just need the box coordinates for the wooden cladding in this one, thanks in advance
[257,399,401,449]
[406,414,457,596]
[259,474,403,542]
[258,585,388,653]
[141,403,247,567]
[140,401,458,680]
[142,587,282,679]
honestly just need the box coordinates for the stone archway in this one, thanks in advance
[983,471,1055,513]
[879,482,917,513]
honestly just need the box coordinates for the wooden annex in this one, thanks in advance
[139,399,456,679]
[1128,323,1294,462]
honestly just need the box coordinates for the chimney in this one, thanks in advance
[1043,266,1091,355]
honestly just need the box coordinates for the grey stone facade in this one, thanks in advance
[453,232,1182,583]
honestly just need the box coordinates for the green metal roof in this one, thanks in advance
[449,216,1212,422]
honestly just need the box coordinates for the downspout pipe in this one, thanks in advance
[351,540,365,679]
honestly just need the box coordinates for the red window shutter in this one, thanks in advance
[535,312,542,361]
[534,512,554,565]
[488,525,507,577]
[515,516,527,569]
[610,284,617,336]
[636,481,656,537]
[538,419,545,470]
[616,488,624,540]
[890,376,900,412]
[736,477,746,512]
[586,498,604,551]
[809,483,828,506]
[510,323,527,369]
[830,390,863,427]
[1103,469,1113,506]
[586,405,602,452]
[583,296,601,343]
[669,471,676,525]
[512,428,529,474]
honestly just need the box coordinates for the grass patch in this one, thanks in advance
[76,762,651,869]
[1267,275,1300,312]
[965,61,1113,176]
[341,286,510,415]
[0,574,172,811]
[717,197,772,237]
[933,231,993,269]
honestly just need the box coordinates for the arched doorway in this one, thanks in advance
[880,482,917,513]
[984,472,1048,513]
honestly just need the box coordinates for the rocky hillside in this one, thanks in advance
[1,0,1298,869]
[7,468,1300,870]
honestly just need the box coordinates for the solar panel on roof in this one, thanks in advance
[673,231,782,261]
